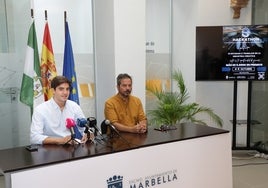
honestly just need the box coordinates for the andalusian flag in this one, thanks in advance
[20,21,44,114]
[63,21,80,104]
[40,22,57,101]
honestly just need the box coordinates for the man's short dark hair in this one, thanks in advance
[117,73,132,86]
[51,76,72,89]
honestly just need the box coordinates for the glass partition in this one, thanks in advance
[0,0,95,149]
[145,0,172,124]
[251,0,268,152]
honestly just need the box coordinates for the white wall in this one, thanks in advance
[94,0,146,122]
[33,0,93,54]
[94,0,116,122]
[146,0,170,53]
[114,0,146,104]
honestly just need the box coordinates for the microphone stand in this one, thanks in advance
[85,128,95,144]
[86,122,113,148]
[65,134,81,145]
[92,128,113,148]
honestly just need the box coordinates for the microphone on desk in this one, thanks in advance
[66,118,76,139]
[104,119,120,136]
[76,118,90,133]
[88,117,103,137]
[76,118,96,142]
[87,117,102,135]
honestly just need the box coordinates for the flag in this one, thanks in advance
[20,21,44,114]
[40,22,57,101]
[63,21,80,104]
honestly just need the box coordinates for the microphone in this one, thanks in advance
[87,117,103,136]
[76,118,96,142]
[104,119,120,135]
[66,118,76,139]
[76,118,89,133]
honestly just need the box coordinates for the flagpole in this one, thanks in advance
[30,5,35,117]
[64,11,67,22]
[30,8,34,116]
[31,9,34,19]
[64,11,67,35]
[45,10,47,21]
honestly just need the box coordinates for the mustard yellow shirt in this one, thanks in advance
[104,94,147,126]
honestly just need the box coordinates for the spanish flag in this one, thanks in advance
[40,22,57,101]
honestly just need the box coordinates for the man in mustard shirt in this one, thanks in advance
[104,73,147,133]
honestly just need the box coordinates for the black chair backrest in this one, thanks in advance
[101,120,108,134]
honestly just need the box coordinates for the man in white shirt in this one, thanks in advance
[30,76,88,145]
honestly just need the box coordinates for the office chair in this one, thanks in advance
[101,120,108,134]
[100,120,113,136]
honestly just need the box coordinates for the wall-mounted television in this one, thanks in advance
[196,25,268,81]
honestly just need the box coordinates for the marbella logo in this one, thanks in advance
[128,170,178,188]
[106,169,178,188]
[107,175,123,188]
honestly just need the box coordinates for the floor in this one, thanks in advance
[232,150,268,188]
[0,150,268,188]
[0,176,4,188]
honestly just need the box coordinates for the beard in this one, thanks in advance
[121,90,131,98]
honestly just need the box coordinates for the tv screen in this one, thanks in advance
[196,25,268,81]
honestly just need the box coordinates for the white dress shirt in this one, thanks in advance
[30,98,85,144]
